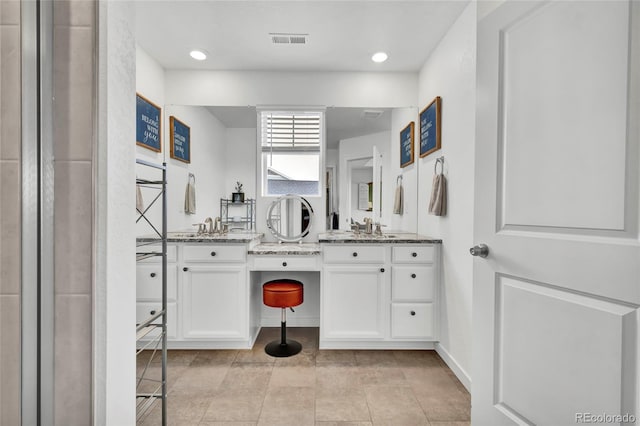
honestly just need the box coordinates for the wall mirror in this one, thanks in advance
[159,105,418,235]
[266,194,314,242]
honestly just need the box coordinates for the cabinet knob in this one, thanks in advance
[380,268,385,273]
[211,251,216,257]
[411,273,416,279]
[183,267,188,272]
[352,252,358,257]
[412,252,417,257]
[410,310,416,316]
[150,310,156,315]
[150,272,156,278]
[283,262,287,267]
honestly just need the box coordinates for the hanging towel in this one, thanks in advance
[184,174,196,214]
[428,173,447,216]
[393,179,404,215]
[136,179,145,213]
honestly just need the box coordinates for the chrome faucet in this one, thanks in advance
[363,218,373,234]
[374,222,385,236]
[350,221,361,235]
[204,217,214,234]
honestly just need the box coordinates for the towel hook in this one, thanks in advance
[434,156,445,175]
[396,175,403,185]
[188,172,195,184]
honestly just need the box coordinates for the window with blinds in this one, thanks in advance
[260,111,323,196]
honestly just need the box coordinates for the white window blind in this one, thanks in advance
[260,111,321,151]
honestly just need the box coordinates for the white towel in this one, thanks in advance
[136,181,144,213]
[393,183,404,215]
[184,177,196,214]
[428,174,447,216]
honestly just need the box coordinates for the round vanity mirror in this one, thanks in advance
[266,194,314,243]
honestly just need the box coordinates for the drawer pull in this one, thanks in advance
[210,251,216,257]
[150,272,156,278]
[352,252,358,257]
[412,252,417,257]
[410,310,416,316]
[411,273,416,279]
[380,268,385,273]
[150,310,156,315]
[283,262,288,267]
[183,267,189,272]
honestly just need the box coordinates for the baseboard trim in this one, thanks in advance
[435,343,471,392]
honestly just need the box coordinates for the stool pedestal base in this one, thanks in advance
[265,340,302,357]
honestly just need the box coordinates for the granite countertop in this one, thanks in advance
[318,231,442,244]
[137,232,264,244]
[248,242,321,255]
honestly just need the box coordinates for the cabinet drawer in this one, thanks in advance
[183,244,246,263]
[136,302,177,339]
[391,303,434,339]
[137,264,178,301]
[323,245,386,264]
[392,245,434,263]
[251,255,319,271]
[392,266,434,301]
[136,244,177,263]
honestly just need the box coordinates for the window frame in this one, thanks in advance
[258,109,324,198]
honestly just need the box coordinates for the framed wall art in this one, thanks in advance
[170,116,191,163]
[136,93,162,152]
[419,96,442,158]
[400,121,415,168]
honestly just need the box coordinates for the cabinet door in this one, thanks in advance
[182,265,246,339]
[322,266,386,339]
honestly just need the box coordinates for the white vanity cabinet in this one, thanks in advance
[136,245,178,339]
[390,246,437,340]
[321,245,387,341]
[320,242,439,349]
[136,241,256,349]
[181,244,248,342]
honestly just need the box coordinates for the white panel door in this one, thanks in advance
[472,1,640,425]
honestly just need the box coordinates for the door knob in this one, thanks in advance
[469,244,489,258]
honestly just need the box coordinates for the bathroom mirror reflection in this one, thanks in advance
[266,194,314,242]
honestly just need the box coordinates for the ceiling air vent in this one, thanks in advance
[270,33,308,45]
[361,110,384,120]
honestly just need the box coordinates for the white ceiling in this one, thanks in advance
[135,1,469,72]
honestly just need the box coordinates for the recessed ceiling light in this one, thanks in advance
[371,52,388,63]
[190,50,207,61]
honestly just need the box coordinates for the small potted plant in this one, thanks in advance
[232,181,244,203]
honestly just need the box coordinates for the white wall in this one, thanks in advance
[416,1,477,389]
[388,107,420,233]
[97,2,137,424]
[166,70,417,108]
[164,105,229,230]
[136,46,229,233]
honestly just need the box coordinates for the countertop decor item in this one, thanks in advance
[136,93,162,152]
[232,181,244,203]
[419,96,442,158]
[169,116,190,163]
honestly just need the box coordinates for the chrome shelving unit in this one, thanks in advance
[220,198,256,231]
[135,159,167,425]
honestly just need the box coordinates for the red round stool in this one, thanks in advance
[263,279,304,357]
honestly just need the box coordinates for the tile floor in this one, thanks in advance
[137,327,470,426]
